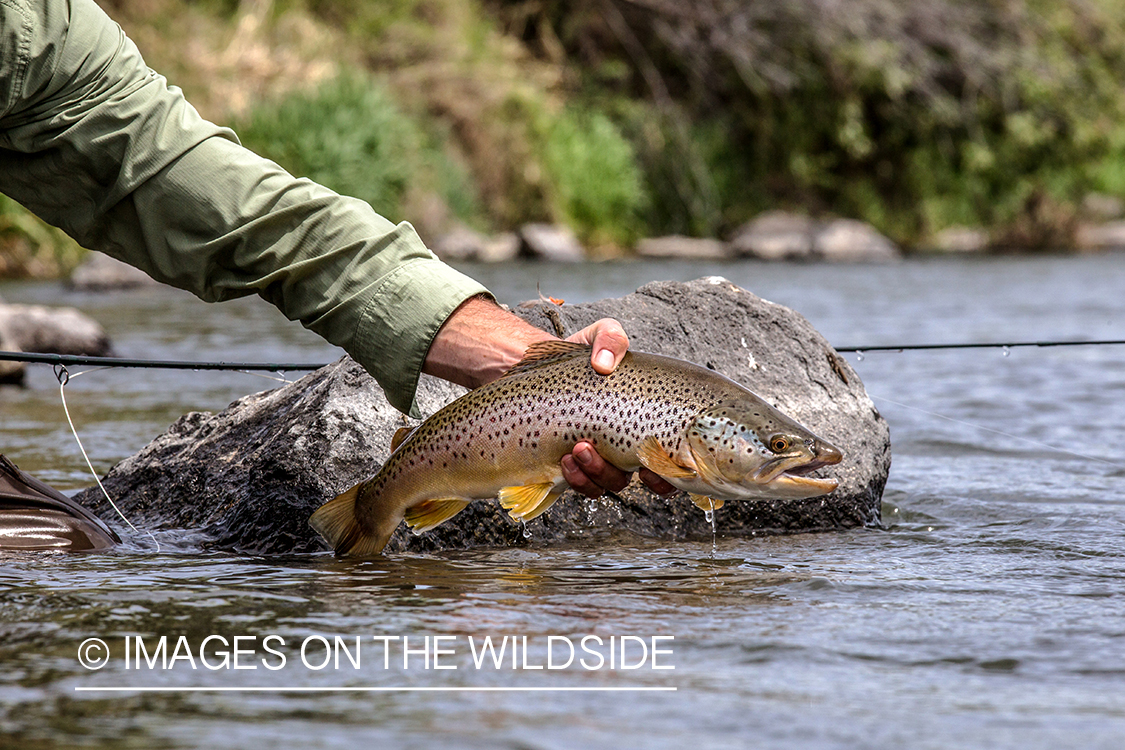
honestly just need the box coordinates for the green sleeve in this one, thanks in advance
[0,0,488,416]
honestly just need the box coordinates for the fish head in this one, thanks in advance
[686,397,843,500]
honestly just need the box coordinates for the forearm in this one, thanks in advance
[0,0,487,415]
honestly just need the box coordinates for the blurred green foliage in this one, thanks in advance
[496,0,1125,247]
[0,196,85,278]
[234,75,480,225]
[538,107,648,245]
[8,0,1125,279]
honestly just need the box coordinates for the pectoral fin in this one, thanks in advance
[499,482,556,520]
[689,494,724,512]
[404,498,471,533]
[637,436,697,479]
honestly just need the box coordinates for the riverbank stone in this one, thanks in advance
[80,278,891,554]
[518,223,585,262]
[730,212,901,262]
[0,327,24,385]
[635,235,732,259]
[69,251,160,290]
[0,304,113,357]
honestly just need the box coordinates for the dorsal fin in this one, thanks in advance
[501,340,590,378]
[390,426,417,452]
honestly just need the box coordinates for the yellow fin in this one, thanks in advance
[690,494,724,512]
[404,497,471,533]
[520,488,564,522]
[637,436,697,479]
[499,482,556,520]
[309,482,392,557]
[501,340,589,378]
[390,426,416,452]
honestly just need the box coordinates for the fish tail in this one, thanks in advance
[308,482,393,557]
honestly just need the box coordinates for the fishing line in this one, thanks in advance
[835,338,1125,354]
[53,364,161,552]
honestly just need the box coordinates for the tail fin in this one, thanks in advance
[308,483,393,557]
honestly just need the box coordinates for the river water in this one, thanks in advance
[1,253,1123,749]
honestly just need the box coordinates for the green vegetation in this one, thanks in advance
[0,196,84,279]
[6,0,1125,277]
[235,75,479,225]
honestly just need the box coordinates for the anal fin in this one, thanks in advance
[637,436,697,479]
[404,498,471,533]
[499,482,556,521]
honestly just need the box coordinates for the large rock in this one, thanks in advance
[80,278,891,554]
[0,304,113,357]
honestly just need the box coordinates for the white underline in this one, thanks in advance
[74,686,676,693]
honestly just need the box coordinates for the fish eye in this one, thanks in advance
[769,436,791,453]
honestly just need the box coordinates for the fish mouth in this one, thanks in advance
[773,473,839,494]
[755,444,843,496]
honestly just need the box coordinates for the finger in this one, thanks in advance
[572,442,631,493]
[561,442,632,497]
[568,318,629,374]
[560,454,604,498]
[639,468,677,496]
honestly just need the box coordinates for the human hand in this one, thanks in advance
[422,298,676,498]
[561,442,677,499]
[564,318,630,374]
[559,318,677,498]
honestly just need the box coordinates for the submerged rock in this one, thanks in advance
[80,278,890,554]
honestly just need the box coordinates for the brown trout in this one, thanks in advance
[310,341,843,556]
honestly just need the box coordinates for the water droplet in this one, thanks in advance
[704,509,714,524]
[1002,346,1011,357]
[856,350,865,362]
[521,520,531,540]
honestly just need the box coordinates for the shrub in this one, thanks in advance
[235,74,480,226]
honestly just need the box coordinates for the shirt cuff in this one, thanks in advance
[350,257,490,417]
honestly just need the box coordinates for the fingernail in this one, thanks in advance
[593,349,615,372]
[574,445,594,466]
